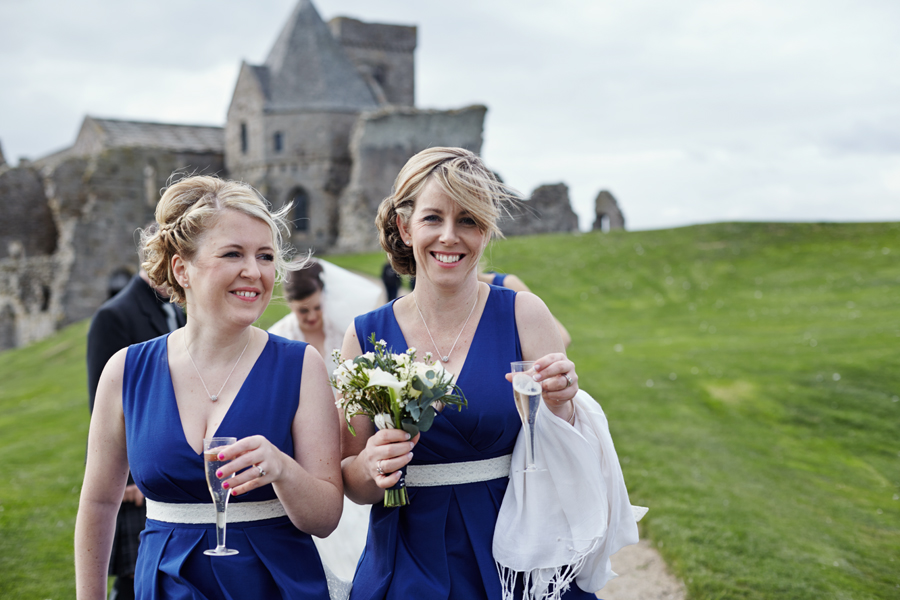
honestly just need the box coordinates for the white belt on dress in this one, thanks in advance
[146,498,287,524]
[405,454,511,487]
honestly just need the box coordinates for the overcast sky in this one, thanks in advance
[2,0,898,231]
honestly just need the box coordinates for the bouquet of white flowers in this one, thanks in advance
[331,334,467,507]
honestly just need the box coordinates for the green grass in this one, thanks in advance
[2,222,898,599]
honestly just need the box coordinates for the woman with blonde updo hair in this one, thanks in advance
[337,147,641,600]
[76,175,345,600]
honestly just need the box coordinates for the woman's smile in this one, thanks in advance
[231,287,262,301]
[431,252,464,265]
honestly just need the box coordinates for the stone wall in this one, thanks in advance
[259,111,360,252]
[0,146,223,352]
[333,105,487,253]
[0,165,58,260]
[499,183,579,237]
[329,17,416,106]
[0,163,65,351]
[593,190,625,231]
[0,254,61,350]
[47,148,223,327]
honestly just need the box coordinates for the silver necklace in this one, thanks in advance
[413,286,479,363]
[183,331,252,402]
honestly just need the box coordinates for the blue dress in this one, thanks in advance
[122,333,331,600]
[350,286,594,600]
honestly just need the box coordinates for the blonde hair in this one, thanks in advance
[141,174,296,305]
[375,147,517,276]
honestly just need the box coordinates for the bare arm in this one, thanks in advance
[217,345,343,537]
[338,323,417,505]
[75,350,130,600]
[514,292,578,420]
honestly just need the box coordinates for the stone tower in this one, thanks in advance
[328,17,417,106]
[225,0,416,252]
[593,190,626,231]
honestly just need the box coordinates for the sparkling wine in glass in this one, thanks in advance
[510,361,544,472]
[203,437,239,556]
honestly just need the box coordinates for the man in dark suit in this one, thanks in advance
[87,268,185,600]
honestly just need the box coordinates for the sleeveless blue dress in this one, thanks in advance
[122,333,331,600]
[349,286,594,600]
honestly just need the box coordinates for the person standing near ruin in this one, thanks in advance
[76,175,343,599]
[339,147,640,600]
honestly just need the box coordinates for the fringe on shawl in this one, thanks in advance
[496,536,602,600]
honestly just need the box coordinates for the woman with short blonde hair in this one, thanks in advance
[340,147,608,600]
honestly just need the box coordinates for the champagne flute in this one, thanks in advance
[510,361,544,472]
[203,437,239,556]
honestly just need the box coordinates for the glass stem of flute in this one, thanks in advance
[214,508,228,552]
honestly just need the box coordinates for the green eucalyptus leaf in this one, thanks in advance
[401,418,419,437]
[407,398,422,420]
[417,406,436,432]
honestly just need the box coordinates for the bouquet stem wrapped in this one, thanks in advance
[332,335,467,507]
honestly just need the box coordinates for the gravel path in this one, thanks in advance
[320,502,686,600]
[600,541,686,600]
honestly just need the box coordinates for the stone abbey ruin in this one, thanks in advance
[0,0,624,352]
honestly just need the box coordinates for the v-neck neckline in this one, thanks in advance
[164,331,271,456]
[390,285,493,386]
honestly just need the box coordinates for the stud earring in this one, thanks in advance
[405,239,412,246]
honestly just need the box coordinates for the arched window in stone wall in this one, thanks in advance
[291,187,310,232]
[598,214,610,233]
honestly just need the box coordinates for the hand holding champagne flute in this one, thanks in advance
[510,361,544,473]
[204,437,239,556]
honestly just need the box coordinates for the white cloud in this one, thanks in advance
[1,0,898,230]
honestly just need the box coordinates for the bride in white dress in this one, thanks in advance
[269,259,383,580]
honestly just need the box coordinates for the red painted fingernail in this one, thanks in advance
[216,471,223,478]
[222,481,229,489]
[218,453,225,460]
[231,489,238,496]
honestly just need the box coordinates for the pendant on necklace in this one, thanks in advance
[442,356,450,363]
[210,395,218,402]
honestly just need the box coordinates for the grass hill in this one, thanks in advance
[1,221,898,599]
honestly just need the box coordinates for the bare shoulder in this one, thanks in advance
[302,342,328,373]
[299,344,332,404]
[514,291,563,356]
[93,346,129,416]
[501,274,530,293]
[514,290,552,320]
[101,347,129,383]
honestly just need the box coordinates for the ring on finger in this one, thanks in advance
[256,464,266,478]
[376,460,385,476]
[563,373,573,389]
